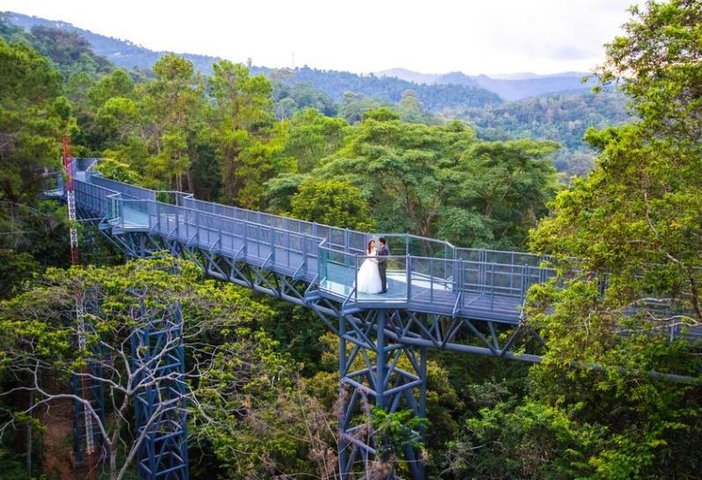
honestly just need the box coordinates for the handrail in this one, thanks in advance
[72,164,557,321]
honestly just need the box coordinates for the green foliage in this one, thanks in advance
[278,108,347,173]
[318,116,557,247]
[462,91,629,177]
[271,72,336,118]
[94,158,141,184]
[1,258,339,478]
[6,6,701,477]
[0,201,69,296]
[289,178,374,230]
[29,25,112,76]
[445,399,601,479]
[371,408,428,459]
[338,92,386,124]
[0,37,64,203]
[207,61,296,208]
[264,173,306,214]
[503,2,702,478]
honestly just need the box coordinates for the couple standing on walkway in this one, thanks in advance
[357,237,389,294]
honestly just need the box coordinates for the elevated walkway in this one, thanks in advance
[70,165,554,324]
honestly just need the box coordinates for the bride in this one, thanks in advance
[357,239,383,294]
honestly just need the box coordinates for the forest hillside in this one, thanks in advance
[0,1,700,479]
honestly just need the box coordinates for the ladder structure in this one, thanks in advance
[62,141,104,468]
[61,159,698,479]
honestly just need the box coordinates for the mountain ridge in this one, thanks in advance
[377,68,595,101]
[7,12,595,102]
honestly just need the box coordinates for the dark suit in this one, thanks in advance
[377,243,389,293]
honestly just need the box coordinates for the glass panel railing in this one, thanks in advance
[374,233,409,257]
[107,194,121,223]
[355,254,409,303]
[407,256,459,308]
[407,234,453,259]
[116,199,151,229]
[456,247,547,267]
[156,191,194,206]
[318,243,329,285]
[91,176,155,201]
[318,245,354,298]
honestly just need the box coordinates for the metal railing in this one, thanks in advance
[72,166,556,322]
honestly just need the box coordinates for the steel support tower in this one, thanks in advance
[62,160,698,479]
[131,302,189,480]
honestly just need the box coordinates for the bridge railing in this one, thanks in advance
[317,241,556,317]
[144,200,324,276]
[75,180,117,218]
[74,170,556,316]
[91,176,156,201]
[183,197,369,256]
[456,247,547,267]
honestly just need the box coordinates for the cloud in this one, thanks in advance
[0,0,646,75]
[551,46,594,61]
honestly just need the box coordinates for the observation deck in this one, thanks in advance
[68,159,554,323]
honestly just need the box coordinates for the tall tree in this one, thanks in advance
[141,54,205,191]
[0,258,336,480]
[279,108,347,173]
[459,2,702,477]
[208,61,293,208]
[0,38,65,203]
[318,114,557,248]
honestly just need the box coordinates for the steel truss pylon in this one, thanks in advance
[131,303,189,480]
[339,309,427,479]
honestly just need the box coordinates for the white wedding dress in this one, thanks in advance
[357,248,383,294]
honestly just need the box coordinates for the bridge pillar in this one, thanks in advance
[131,303,189,480]
[339,309,427,479]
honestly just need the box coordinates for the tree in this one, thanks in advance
[289,178,374,230]
[0,38,64,203]
[533,0,702,317]
[457,139,559,247]
[337,92,384,124]
[207,61,294,208]
[493,1,702,477]
[398,89,432,124]
[317,114,557,248]
[279,108,347,174]
[140,54,205,191]
[0,258,333,480]
[88,69,135,109]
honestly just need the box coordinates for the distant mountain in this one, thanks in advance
[6,12,222,74]
[8,12,595,104]
[5,12,502,110]
[4,10,629,176]
[378,68,595,101]
[375,68,440,85]
[286,67,500,110]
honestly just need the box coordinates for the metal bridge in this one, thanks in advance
[62,158,695,479]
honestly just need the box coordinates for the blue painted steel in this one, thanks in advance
[65,160,700,480]
[71,166,554,325]
[131,303,189,480]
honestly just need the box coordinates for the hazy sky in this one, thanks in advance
[1,0,643,75]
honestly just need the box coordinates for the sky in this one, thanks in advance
[0,0,644,76]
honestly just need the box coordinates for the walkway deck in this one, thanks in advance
[72,166,555,324]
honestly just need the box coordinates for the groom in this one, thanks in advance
[377,237,389,293]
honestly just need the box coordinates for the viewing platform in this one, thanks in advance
[68,160,554,324]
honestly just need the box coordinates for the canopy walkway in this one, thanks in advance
[63,158,698,479]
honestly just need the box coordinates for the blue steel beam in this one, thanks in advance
[64,159,699,480]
